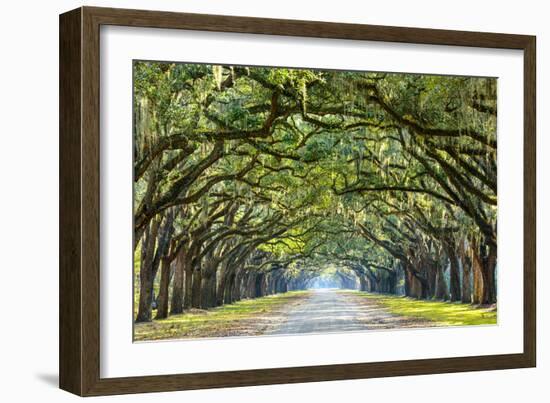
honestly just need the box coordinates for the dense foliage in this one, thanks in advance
[133,61,497,323]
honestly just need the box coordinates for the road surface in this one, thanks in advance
[267,289,431,335]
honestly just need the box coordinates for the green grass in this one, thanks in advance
[350,291,497,326]
[134,290,309,341]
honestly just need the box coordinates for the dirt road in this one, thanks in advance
[267,289,432,335]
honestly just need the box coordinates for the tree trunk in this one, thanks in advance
[359,275,368,291]
[387,271,397,294]
[459,239,472,303]
[255,273,264,298]
[200,270,217,309]
[369,274,378,292]
[135,218,160,323]
[217,277,226,305]
[442,237,461,302]
[448,248,462,302]
[232,272,243,301]
[200,273,209,308]
[434,264,448,300]
[224,273,235,304]
[402,263,411,296]
[483,243,497,304]
[216,266,228,306]
[191,268,202,308]
[425,259,437,299]
[170,247,186,314]
[407,271,423,298]
[156,256,172,319]
[148,210,174,313]
[404,260,427,299]
[183,254,193,309]
[244,272,254,298]
[267,273,275,295]
[472,244,484,304]
[471,238,497,304]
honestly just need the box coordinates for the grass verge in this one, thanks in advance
[134,290,310,341]
[351,291,497,326]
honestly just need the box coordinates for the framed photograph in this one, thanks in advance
[59,6,536,396]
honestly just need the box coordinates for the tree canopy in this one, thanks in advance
[133,61,497,323]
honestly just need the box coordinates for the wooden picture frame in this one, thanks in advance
[59,6,536,396]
